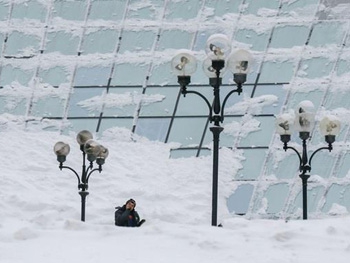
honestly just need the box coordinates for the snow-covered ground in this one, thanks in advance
[0,124,349,263]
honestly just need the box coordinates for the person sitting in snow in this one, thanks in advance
[115,198,145,227]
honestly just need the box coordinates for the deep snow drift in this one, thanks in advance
[0,124,349,263]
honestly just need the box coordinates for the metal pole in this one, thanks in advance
[210,125,223,226]
[79,191,89,222]
[300,174,310,220]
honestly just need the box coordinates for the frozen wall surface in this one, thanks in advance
[1,0,350,219]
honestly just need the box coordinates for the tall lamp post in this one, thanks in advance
[171,34,253,226]
[53,130,109,222]
[275,101,340,220]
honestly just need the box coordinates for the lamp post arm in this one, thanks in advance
[284,146,303,167]
[86,167,102,183]
[59,165,82,186]
[309,146,331,168]
[181,90,213,121]
[221,87,242,123]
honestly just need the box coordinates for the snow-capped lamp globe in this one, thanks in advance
[319,115,341,147]
[96,145,109,165]
[275,113,295,148]
[76,130,93,151]
[53,141,70,164]
[171,50,197,90]
[227,49,253,89]
[84,139,102,162]
[276,102,340,220]
[204,34,232,82]
[53,130,109,222]
[295,100,315,141]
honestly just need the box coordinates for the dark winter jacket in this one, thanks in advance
[115,205,140,227]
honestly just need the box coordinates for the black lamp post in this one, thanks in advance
[171,34,253,226]
[53,130,109,222]
[276,101,340,219]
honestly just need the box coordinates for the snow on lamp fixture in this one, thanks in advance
[171,34,253,226]
[276,102,340,220]
[227,49,253,85]
[53,130,108,222]
[319,116,341,145]
[205,34,231,60]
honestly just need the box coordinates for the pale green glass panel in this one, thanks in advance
[89,0,126,21]
[308,151,336,178]
[219,117,244,148]
[205,0,241,16]
[270,25,309,48]
[321,184,350,213]
[63,118,100,134]
[165,0,201,19]
[140,86,178,116]
[175,86,213,116]
[45,31,80,55]
[4,32,40,57]
[0,66,34,86]
[167,117,207,146]
[74,66,111,86]
[170,148,207,159]
[243,0,280,15]
[0,92,27,115]
[298,57,334,79]
[102,87,142,117]
[68,88,104,117]
[0,33,4,56]
[269,152,300,179]
[12,0,47,21]
[260,183,289,214]
[111,63,148,86]
[158,30,193,51]
[97,117,134,133]
[292,185,325,214]
[119,30,156,53]
[38,66,69,86]
[286,89,324,112]
[308,21,347,46]
[234,29,270,51]
[239,116,275,147]
[0,1,8,20]
[336,59,350,76]
[323,88,350,109]
[252,85,286,114]
[236,148,266,180]
[200,123,224,148]
[336,153,350,178]
[52,0,87,21]
[127,0,164,19]
[227,184,254,215]
[149,61,176,86]
[259,61,294,83]
[221,85,254,109]
[31,96,65,117]
[280,0,319,16]
[82,29,117,54]
[134,117,170,142]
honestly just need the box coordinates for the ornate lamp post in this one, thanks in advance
[276,101,340,219]
[53,130,109,221]
[171,34,253,226]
